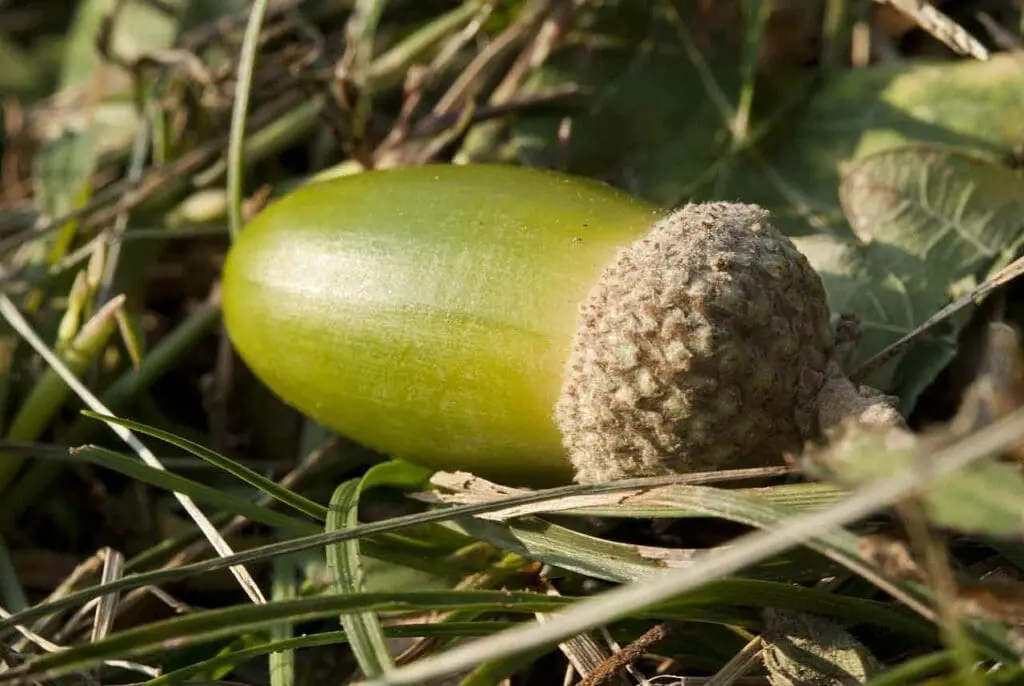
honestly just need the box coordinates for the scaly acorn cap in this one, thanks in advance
[555,202,836,483]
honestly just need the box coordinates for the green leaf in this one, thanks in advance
[809,423,1024,538]
[500,0,741,185]
[505,10,1024,409]
[840,148,1024,273]
[834,145,1024,403]
[712,54,1024,237]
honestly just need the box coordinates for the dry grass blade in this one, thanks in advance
[0,294,266,606]
[876,0,989,60]
[87,548,123,645]
[432,0,554,118]
[3,549,105,650]
[703,637,765,686]
[0,604,159,679]
[535,582,630,686]
[106,435,337,627]
[94,104,151,307]
[424,466,797,519]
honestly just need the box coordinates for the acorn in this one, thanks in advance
[221,164,900,486]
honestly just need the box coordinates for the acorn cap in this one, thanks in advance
[555,202,837,483]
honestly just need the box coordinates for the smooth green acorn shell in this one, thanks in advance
[222,164,664,486]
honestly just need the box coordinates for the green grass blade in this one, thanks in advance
[269,557,298,686]
[0,295,125,491]
[72,444,319,535]
[0,532,27,613]
[344,0,390,141]
[324,461,437,675]
[461,514,834,584]
[733,0,772,147]
[0,301,223,524]
[2,580,929,684]
[456,643,553,686]
[226,0,271,239]
[3,592,575,683]
[862,651,954,685]
[0,472,996,655]
[364,411,1024,685]
[146,623,519,686]
[570,481,845,518]
[368,1,484,91]
[0,479,619,632]
[327,479,395,678]
[80,411,328,520]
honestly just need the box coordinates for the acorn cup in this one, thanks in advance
[222,164,901,487]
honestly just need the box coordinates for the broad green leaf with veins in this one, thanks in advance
[801,147,1024,406]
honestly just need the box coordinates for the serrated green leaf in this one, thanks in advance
[509,16,1024,231]
[499,0,741,184]
[718,54,1024,237]
[834,146,1024,404]
[839,148,1024,273]
[785,146,1024,406]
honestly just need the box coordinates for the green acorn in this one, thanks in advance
[222,164,899,486]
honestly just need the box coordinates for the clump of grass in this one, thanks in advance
[3,1,1024,685]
